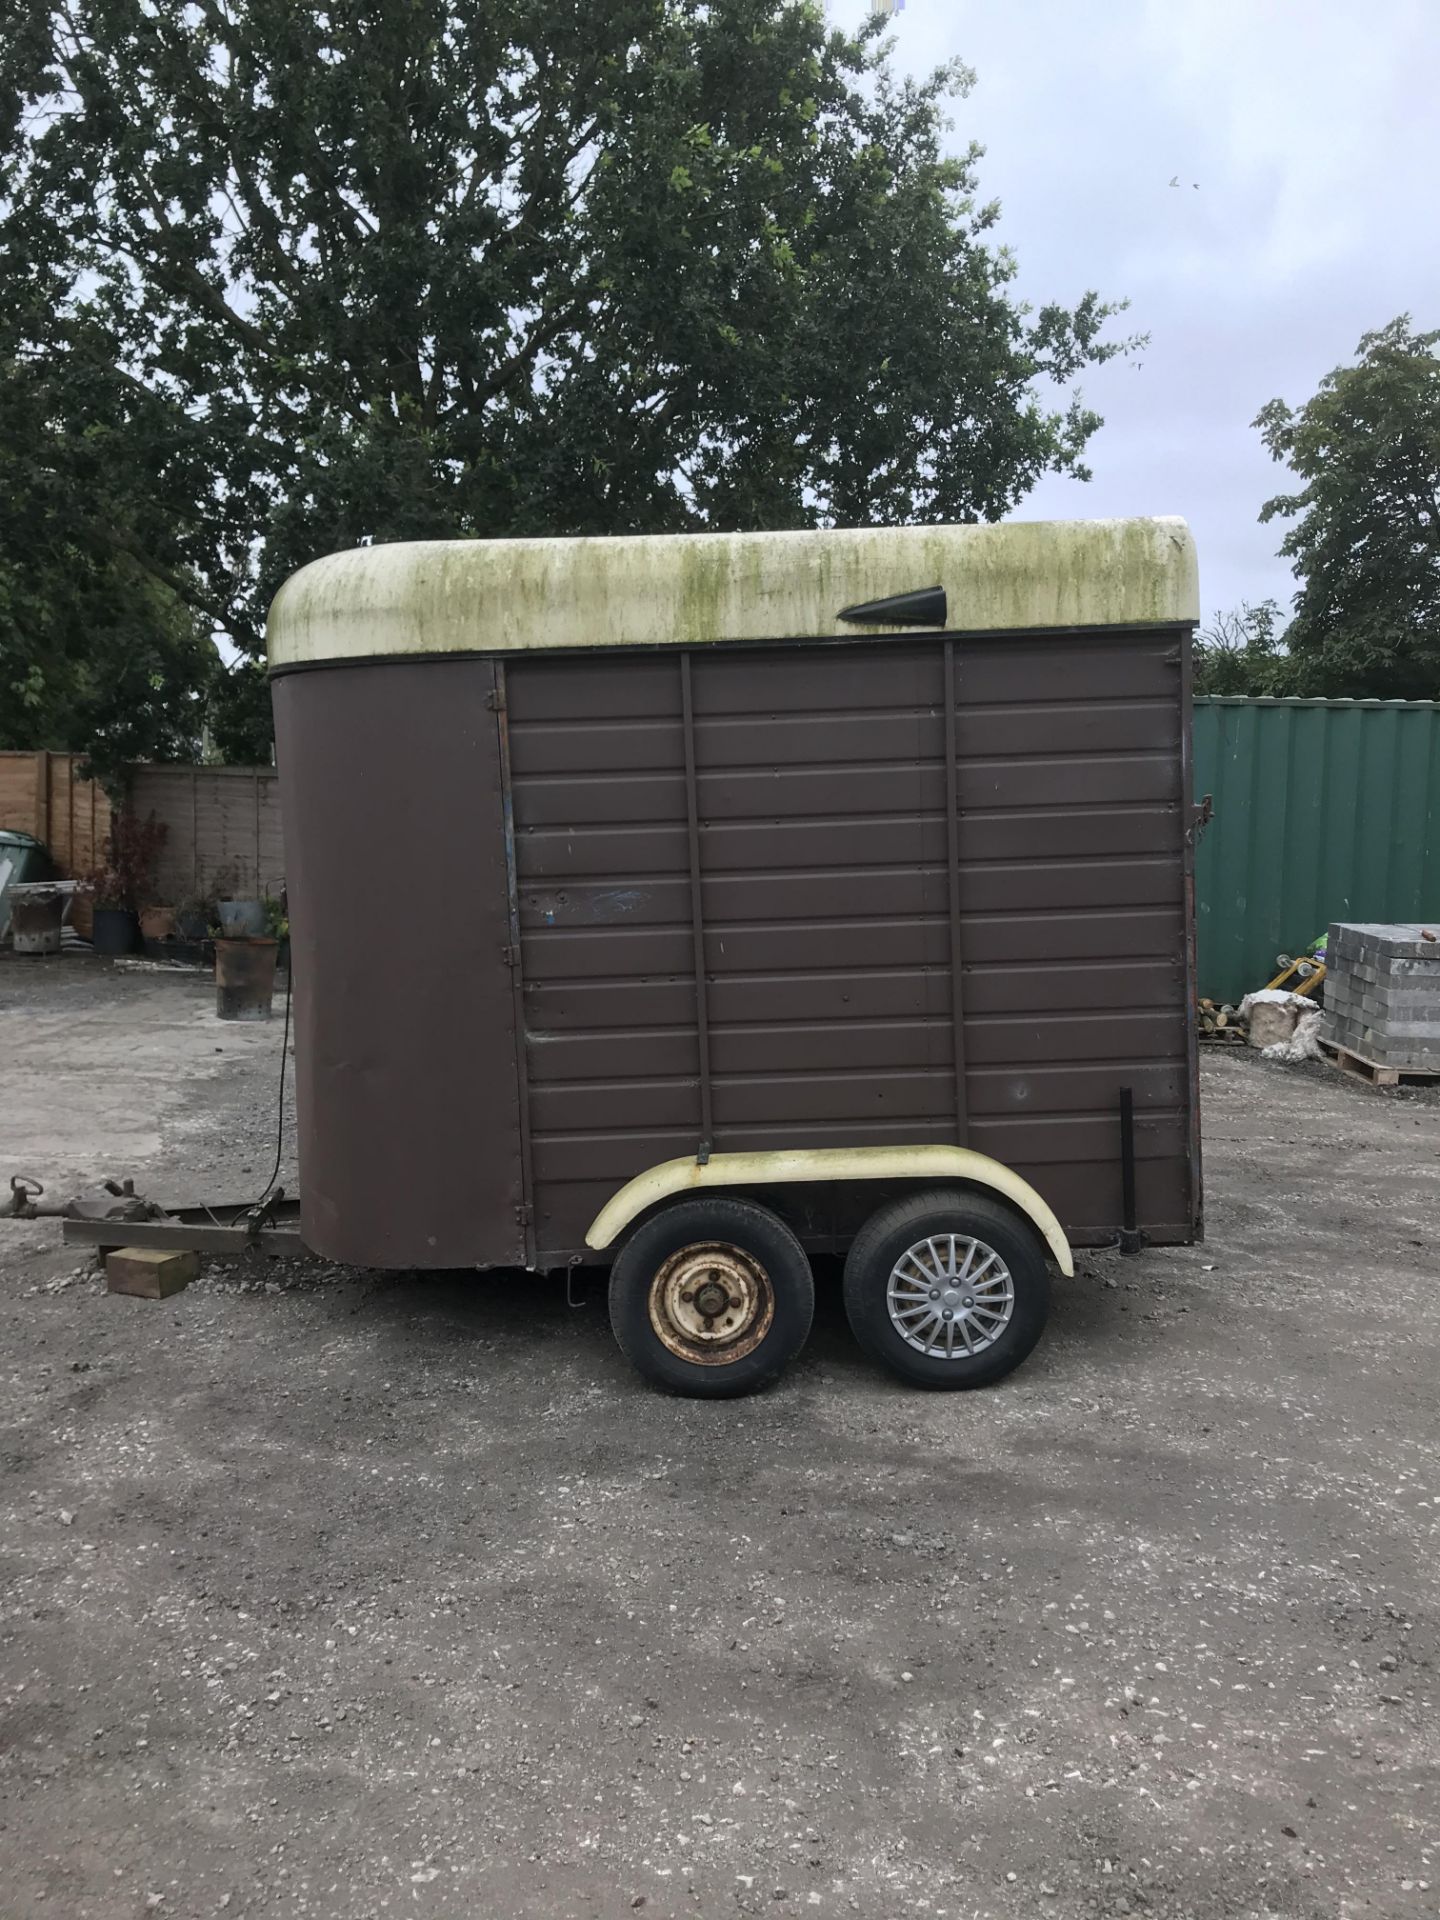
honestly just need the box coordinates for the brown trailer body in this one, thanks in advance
[269,519,1202,1305]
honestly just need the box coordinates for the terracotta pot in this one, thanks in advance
[139,905,176,941]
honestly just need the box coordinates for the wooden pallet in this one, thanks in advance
[1322,1040,1440,1088]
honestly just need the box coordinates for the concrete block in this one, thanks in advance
[1331,921,1440,958]
[1327,923,1440,1071]
[106,1247,199,1299]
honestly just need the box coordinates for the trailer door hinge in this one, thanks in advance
[502,943,519,968]
[486,685,506,712]
[515,1202,533,1228]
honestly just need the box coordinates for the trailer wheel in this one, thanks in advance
[843,1190,1050,1390]
[608,1197,814,1398]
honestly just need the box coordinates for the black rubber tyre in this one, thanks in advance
[843,1189,1050,1390]
[608,1196,815,1398]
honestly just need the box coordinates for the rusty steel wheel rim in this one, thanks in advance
[648,1241,776,1367]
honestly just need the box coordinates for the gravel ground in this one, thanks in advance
[1,955,1438,1920]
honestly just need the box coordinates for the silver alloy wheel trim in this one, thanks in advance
[885,1233,1016,1359]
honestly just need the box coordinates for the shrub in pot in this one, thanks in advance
[263,894,290,970]
[86,881,139,956]
[80,809,167,956]
[174,891,213,942]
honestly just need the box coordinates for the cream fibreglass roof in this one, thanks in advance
[266,517,1198,669]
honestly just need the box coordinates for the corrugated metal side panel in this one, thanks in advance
[530,644,960,1201]
[1194,699,1440,1005]
[512,630,1192,1253]
[953,633,1190,1239]
[509,654,694,1249]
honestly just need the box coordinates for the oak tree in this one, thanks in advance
[4,2,1133,755]
[1257,317,1440,700]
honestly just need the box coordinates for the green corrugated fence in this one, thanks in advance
[1193,696,1440,1006]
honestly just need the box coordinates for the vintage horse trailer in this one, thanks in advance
[268,517,1202,1397]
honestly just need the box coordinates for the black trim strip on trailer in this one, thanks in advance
[264,620,1198,679]
[491,659,538,1267]
[943,638,968,1147]
[679,651,715,1164]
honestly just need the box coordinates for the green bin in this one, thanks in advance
[0,830,49,937]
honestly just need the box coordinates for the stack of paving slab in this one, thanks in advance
[1324,922,1440,1074]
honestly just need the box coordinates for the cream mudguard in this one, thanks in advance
[585,1147,1075,1276]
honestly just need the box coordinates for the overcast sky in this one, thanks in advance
[831,0,1440,624]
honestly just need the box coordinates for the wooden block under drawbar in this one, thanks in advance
[106,1247,199,1299]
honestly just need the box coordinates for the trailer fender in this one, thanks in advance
[585,1147,1074,1276]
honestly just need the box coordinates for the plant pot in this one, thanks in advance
[214,937,278,1020]
[217,898,266,938]
[140,910,176,948]
[92,906,140,955]
[140,904,176,941]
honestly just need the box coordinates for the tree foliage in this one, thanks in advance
[2,1,1132,755]
[1193,599,1291,698]
[0,292,216,788]
[1257,317,1440,700]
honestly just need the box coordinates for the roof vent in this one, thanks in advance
[837,586,947,628]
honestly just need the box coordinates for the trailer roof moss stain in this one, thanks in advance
[267,517,1199,668]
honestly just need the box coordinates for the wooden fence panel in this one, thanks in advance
[1,753,282,900]
[128,764,285,902]
[56,754,108,878]
[0,751,109,876]
[0,753,38,838]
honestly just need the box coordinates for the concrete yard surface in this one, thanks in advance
[1,956,1438,1919]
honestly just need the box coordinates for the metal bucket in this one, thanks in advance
[217,898,266,938]
[214,937,278,1020]
[8,884,65,955]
